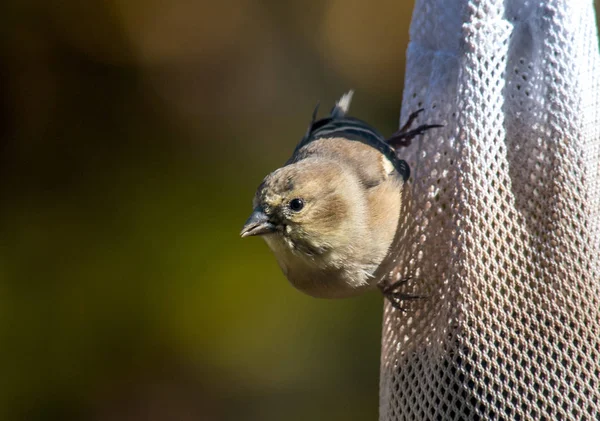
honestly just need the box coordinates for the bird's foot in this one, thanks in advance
[378,276,427,312]
[386,108,443,149]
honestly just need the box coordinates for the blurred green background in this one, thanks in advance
[0,1,414,420]
[1,1,598,420]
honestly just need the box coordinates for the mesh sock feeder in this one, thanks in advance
[379,0,600,419]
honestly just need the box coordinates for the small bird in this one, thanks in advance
[241,91,441,307]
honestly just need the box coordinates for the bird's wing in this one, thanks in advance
[292,92,410,181]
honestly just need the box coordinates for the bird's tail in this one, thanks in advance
[330,90,354,119]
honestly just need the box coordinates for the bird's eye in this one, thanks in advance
[289,198,304,212]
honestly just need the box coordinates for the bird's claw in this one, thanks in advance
[378,276,427,312]
[398,108,425,134]
[386,108,443,149]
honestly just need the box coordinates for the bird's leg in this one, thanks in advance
[386,108,444,149]
[398,108,425,134]
[378,276,426,312]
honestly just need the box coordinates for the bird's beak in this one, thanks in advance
[240,208,276,238]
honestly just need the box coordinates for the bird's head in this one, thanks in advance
[241,158,365,261]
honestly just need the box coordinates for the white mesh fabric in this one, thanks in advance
[380,0,600,420]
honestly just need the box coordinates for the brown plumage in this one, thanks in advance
[241,91,439,301]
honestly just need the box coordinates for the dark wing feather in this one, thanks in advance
[294,96,411,181]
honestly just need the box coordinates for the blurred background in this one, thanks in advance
[1,1,598,420]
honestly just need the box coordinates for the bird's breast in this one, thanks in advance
[263,234,376,298]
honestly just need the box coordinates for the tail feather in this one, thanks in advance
[330,90,354,119]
